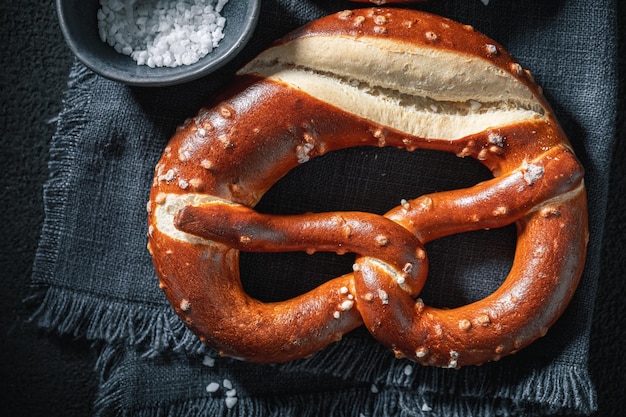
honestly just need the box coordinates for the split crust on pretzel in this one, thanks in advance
[146,8,588,366]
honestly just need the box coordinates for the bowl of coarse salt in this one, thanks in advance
[56,0,261,86]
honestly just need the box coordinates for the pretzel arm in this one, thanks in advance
[387,143,585,243]
[175,204,428,297]
[354,185,587,367]
[150,222,363,362]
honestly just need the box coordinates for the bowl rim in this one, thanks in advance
[56,0,261,87]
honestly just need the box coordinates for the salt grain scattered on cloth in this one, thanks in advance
[97,0,229,67]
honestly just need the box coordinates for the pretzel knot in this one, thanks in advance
[146,8,588,367]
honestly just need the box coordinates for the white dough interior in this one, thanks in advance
[239,36,546,140]
[154,193,231,244]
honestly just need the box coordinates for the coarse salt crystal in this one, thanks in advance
[97,0,229,68]
[206,382,220,393]
[224,396,238,409]
[202,355,215,367]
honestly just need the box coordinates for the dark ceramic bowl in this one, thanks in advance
[56,0,260,86]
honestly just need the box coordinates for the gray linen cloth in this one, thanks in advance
[31,0,618,415]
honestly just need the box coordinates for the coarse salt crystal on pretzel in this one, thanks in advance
[146,8,588,366]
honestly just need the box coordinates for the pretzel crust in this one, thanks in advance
[147,8,588,366]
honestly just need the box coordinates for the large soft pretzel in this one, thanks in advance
[147,8,588,367]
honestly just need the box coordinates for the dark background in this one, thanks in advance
[1,1,623,416]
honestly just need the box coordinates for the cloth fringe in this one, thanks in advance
[28,283,596,415]
[30,61,94,291]
[284,336,597,415]
[28,286,207,357]
[93,342,597,417]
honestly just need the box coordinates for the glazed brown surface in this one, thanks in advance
[147,8,588,366]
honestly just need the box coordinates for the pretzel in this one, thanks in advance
[146,8,588,367]
[350,0,425,4]
[351,0,424,4]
